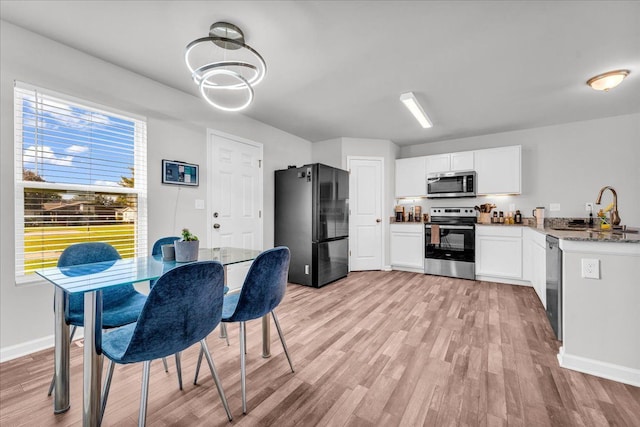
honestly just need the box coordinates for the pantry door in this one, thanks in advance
[348,156,384,271]
[207,130,263,290]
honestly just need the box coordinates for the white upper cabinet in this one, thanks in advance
[395,157,427,197]
[425,151,474,174]
[474,145,521,195]
[395,145,521,198]
[450,151,474,171]
[425,154,450,174]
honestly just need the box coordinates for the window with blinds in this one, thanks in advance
[14,82,147,283]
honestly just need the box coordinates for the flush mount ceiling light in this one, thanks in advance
[400,92,433,128]
[586,69,630,92]
[185,22,266,111]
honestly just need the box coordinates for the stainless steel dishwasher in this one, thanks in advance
[546,235,562,340]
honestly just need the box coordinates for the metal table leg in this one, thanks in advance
[53,287,70,413]
[83,291,103,427]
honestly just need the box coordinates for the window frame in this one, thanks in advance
[14,81,148,285]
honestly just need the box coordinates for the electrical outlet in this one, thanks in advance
[549,203,561,211]
[195,199,205,210]
[585,202,593,212]
[581,258,600,279]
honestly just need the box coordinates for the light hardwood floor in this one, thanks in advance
[1,271,639,426]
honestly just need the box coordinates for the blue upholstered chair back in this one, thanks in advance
[151,236,180,256]
[224,246,290,322]
[118,261,225,363]
[58,242,135,325]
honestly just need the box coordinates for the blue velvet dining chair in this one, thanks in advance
[150,236,229,382]
[100,261,232,425]
[47,242,148,396]
[150,236,182,374]
[193,246,294,414]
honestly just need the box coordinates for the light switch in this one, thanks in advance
[195,199,205,210]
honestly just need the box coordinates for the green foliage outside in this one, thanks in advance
[24,224,135,274]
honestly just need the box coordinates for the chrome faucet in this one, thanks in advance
[595,186,621,226]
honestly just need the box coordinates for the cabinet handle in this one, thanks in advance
[376,218,382,223]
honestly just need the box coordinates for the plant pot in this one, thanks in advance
[161,244,175,261]
[174,240,199,262]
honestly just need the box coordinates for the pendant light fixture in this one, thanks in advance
[185,22,266,111]
[586,69,630,92]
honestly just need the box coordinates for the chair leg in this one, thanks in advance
[175,352,183,390]
[243,323,247,354]
[221,323,230,346]
[139,361,151,427]
[47,325,77,396]
[100,359,115,424]
[272,311,295,373]
[200,339,233,421]
[240,321,247,414]
[161,357,169,373]
[193,347,204,385]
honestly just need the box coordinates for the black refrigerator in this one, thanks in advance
[275,163,349,288]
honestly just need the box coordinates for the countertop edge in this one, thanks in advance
[476,223,640,244]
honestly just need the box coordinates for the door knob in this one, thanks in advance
[376,218,382,223]
[213,223,221,229]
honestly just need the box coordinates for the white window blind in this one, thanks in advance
[14,82,147,283]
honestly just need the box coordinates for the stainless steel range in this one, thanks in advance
[424,207,476,280]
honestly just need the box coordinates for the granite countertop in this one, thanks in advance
[476,222,640,243]
[541,226,640,243]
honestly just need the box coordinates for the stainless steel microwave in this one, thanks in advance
[426,171,476,198]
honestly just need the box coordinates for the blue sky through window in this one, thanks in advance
[21,94,135,187]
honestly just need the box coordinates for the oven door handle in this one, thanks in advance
[425,225,475,230]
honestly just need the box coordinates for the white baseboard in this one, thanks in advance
[382,265,392,272]
[558,346,640,387]
[0,328,84,363]
[391,265,424,274]
[475,275,531,287]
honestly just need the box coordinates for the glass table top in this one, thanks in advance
[36,247,260,294]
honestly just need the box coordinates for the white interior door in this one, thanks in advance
[208,130,263,290]
[348,157,383,271]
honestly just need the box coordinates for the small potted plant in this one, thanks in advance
[174,228,199,262]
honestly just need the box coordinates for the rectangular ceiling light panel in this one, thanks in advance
[400,92,433,128]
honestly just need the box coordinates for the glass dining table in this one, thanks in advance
[36,247,264,427]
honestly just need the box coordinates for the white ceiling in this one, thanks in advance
[2,1,639,146]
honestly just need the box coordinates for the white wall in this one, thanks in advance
[399,114,640,227]
[312,138,343,168]
[0,21,311,358]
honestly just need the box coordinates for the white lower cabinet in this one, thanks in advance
[523,227,547,307]
[477,225,547,307]
[390,223,424,272]
[475,225,523,281]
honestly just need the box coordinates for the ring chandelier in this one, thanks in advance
[185,22,266,112]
